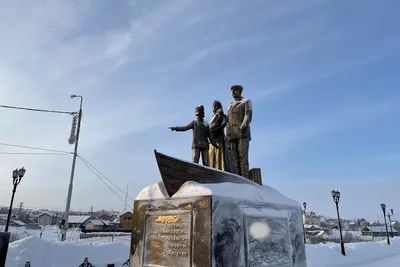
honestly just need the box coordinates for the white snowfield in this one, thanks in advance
[5,235,400,267]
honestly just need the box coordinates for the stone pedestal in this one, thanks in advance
[130,181,307,267]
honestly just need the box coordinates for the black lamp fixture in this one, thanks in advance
[5,167,26,232]
[387,208,394,238]
[331,190,346,256]
[381,203,390,245]
[380,203,391,245]
[302,202,307,244]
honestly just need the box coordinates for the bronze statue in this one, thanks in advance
[226,85,252,178]
[169,105,218,166]
[208,100,234,172]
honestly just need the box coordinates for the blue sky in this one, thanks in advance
[0,0,400,221]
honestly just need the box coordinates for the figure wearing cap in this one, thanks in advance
[79,257,93,267]
[169,105,218,166]
[226,85,252,178]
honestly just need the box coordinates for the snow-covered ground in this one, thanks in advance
[4,226,400,266]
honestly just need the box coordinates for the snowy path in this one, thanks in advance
[338,252,400,267]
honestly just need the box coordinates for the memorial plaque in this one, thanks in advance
[143,211,192,267]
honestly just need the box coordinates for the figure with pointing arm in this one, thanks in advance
[169,105,218,166]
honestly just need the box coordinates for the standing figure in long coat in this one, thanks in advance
[226,85,253,178]
[208,100,234,172]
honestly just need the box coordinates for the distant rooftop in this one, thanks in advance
[364,225,398,233]
[38,211,56,217]
[86,219,111,226]
[68,215,91,224]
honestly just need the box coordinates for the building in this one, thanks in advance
[0,214,25,228]
[85,219,109,230]
[361,225,399,237]
[304,211,321,226]
[84,219,112,231]
[117,212,134,231]
[37,212,58,226]
[390,221,400,232]
[341,221,350,231]
[67,215,92,228]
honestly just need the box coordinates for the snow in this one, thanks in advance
[6,236,129,267]
[137,180,300,208]
[135,181,169,200]
[241,207,288,218]
[4,228,400,267]
[306,238,400,267]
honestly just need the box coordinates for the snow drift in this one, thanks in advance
[5,236,129,267]
[5,236,400,267]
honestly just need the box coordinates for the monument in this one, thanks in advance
[208,100,234,173]
[169,105,218,166]
[226,84,252,178]
[129,85,307,266]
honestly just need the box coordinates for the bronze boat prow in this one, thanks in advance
[154,150,259,197]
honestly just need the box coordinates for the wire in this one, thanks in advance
[0,152,71,155]
[77,156,133,210]
[0,142,72,154]
[77,155,134,202]
[0,104,76,115]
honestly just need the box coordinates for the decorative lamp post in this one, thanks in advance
[381,204,390,245]
[5,167,26,232]
[331,190,346,256]
[302,202,307,244]
[388,209,394,238]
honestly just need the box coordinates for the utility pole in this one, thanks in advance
[123,185,129,212]
[61,95,83,241]
[18,202,24,216]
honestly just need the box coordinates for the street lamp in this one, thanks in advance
[5,167,26,232]
[302,202,307,244]
[387,208,394,238]
[381,204,390,245]
[331,190,346,256]
[61,94,83,242]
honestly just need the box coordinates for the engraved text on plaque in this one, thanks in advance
[143,211,192,267]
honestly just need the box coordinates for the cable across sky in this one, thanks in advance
[0,141,132,209]
[0,104,76,115]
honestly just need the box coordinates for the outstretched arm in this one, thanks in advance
[169,121,194,131]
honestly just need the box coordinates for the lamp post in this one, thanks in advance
[331,190,346,256]
[387,208,394,238]
[5,167,26,232]
[302,202,307,244]
[61,94,83,242]
[381,204,390,245]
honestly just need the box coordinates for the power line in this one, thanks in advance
[0,142,72,154]
[77,155,134,202]
[0,104,76,115]
[0,141,133,209]
[0,152,70,155]
[77,156,133,210]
